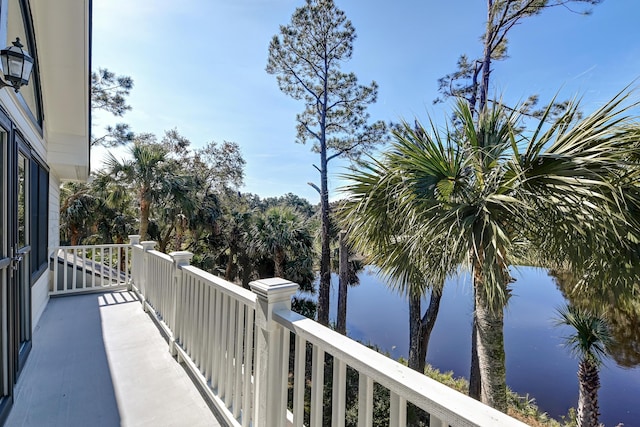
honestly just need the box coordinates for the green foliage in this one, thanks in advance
[246,192,317,219]
[91,68,135,147]
[91,68,133,116]
[252,206,315,284]
[342,90,640,410]
[266,0,387,161]
[555,305,613,366]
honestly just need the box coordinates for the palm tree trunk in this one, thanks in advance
[469,295,482,400]
[225,244,237,281]
[577,359,601,427]
[274,247,285,278]
[473,264,507,412]
[408,293,423,372]
[139,195,151,240]
[70,225,80,246]
[408,287,443,374]
[419,287,442,366]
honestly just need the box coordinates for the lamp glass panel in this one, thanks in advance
[8,55,23,79]
[21,59,32,82]
[0,56,7,79]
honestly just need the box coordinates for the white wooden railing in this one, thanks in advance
[54,236,527,427]
[49,244,132,295]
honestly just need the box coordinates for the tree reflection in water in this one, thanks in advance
[550,269,640,368]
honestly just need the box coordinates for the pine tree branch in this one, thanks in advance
[307,182,321,194]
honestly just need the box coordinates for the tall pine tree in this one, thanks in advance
[267,0,387,325]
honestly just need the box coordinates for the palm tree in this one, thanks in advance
[252,206,314,279]
[60,181,100,245]
[555,305,612,427]
[342,91,640,411]
[104,140,194,240]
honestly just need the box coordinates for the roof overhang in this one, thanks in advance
[30,0,91,181]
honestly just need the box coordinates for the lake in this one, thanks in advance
[324,266,640,427]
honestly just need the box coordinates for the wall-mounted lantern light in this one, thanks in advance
[0,38,33,93]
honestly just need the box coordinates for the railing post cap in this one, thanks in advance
[128,235,141,245]
[141,241,156,250]
[169,251,193,266]
[250,278,299,300]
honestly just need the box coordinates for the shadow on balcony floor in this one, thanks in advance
[6,291,222,427]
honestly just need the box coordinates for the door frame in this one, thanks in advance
[0,108,10,422]
[0,106,34,423]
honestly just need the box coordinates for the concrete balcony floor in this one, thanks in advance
[5,291,224,427]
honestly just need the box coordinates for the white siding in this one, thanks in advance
[31,174,59,329]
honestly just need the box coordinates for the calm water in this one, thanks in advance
[325,266,640,427]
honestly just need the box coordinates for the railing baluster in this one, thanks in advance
[332,358,346,427]
[62,248,68,291]
[357,374,373,427]
[389,392,406,427]
[91,247,96,288]
[52,248,59,293]
[116,246,121,285]
[310,345,325,427]
[100,247,106,287]
[241,306,254,427]
[71,248,77,290]
[202,283,211,381]
[109,247,113,286]
[175,271,184,345]
[218,293,229,399]
[212,288,222,389]
[124,246,129,286]
[293,334,306,427]
[225,298,236,405]
[194,278,203,369]
[430,415,446,427]
[183,274,191,353]
[206,286,215,383]
[81,248,87,290]
[199,278,207,371]
[233,302,244,418]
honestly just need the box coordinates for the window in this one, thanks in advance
[0,131,5,259]
[29,158,47,278]
[5,0,43,127]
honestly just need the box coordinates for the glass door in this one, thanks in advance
[0,121,32,406]
[15,148,30,361]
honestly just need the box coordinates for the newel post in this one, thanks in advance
[168,251,192,357]
[140,241,156,309]
[250,278,299,427]
[127,235,141,290]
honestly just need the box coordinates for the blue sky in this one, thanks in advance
[92,0,640,203]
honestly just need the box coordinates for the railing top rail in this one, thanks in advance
[274,309,528,427]
[146,250,174,263]
[182,265,257,307]
[50,244,132,251]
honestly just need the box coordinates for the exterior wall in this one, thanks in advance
[31,174,59,328]
[48,175,60,249]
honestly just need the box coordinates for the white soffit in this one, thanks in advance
[30,0,90,181]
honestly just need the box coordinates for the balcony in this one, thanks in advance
[8,237,527,427]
